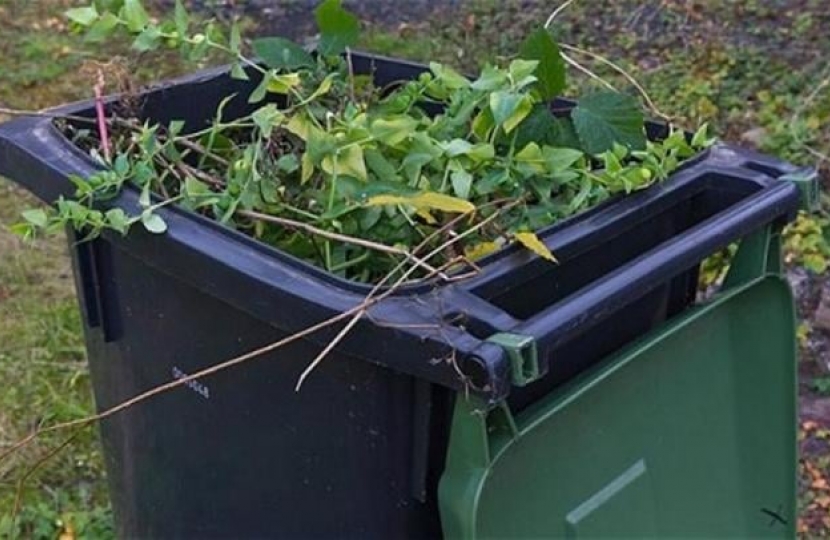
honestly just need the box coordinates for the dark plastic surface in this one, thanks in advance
[0,53,802,538]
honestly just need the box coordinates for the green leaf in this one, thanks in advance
[691,123,716,148]
[471,64,508,91]
[184,176,212,197]
[549,117,582,149]
[252,37,313,70]
[471,107,495,140]
[84,12,120,41]
[105,208,131,235]
[66,5,99,26]
[121,0,150,32]
[139,183,151,207]
[314,0,360,56]
[276,154,299,174]
[370,116,417,146]
[229,20,242,54]
[322,145,368,182]
[132,26,161,51]
[507,59,539,89]
[440,139,494,165]
[571,91,646,154]
[252,104,285,138]
[490,91,533,134]
[248,72,272,103]
[230,62,249,81]
[267,72,301,94]
[21,208,49,228]
[305,73,336,102]
[450,168,473,199]
[513,103,557,148]
[141,212,167,234]
[174,0,189,36]
[430,62,470,90]
[364,149,400,181]
[542,146,584,171]
[520,28,566,99]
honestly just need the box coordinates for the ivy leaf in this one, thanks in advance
[519,28,566,99]
[229,21,242,54]
[174,0,189,36]
[121,0,150,32]
[542,146,584,172]
[507,59,539,90]
[230,63,249,81]
[84,12,120,42]
[490,91,533,134]
[267,72,302,94]
[132,26,161,51]
[252,104,285,138]
[465,240,501,261]
[364,149,400,181]
[440,140,495,164]
[184,176,212,197]
[105,208,131,235]
[366,192,475,214]
[322,145,368,182]
[450,168,473,199]
[514,231,557,262]
[248,72,272,103]
[314,0,360,56]
[21,208,49,228]
[571,91,646,154]
[370,116,418,146]
[141,212,167,234]
[471,64,508,91]
[252,37,313,70]
[65,5,99,26]
[306,73,336,102]
[430,62,470,90]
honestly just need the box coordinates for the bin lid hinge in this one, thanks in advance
[487,332,541,387]
[779,168,819,212]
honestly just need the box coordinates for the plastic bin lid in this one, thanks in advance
[439,276,796,538]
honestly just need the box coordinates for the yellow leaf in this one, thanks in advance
[58,523,76,540]
[465,240,501,261]
[366,191,475,214]
[416,208,438,224]
[322,145,368,182]
[267,72,301,94]
[301,152,314,183]
[306,73,335,102]
[286,113,315,140]
[514,232,557,262]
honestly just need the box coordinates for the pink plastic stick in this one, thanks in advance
[94,70,111,162]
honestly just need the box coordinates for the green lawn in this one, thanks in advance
[0,0,828,537]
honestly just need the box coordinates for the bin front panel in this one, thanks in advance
[73,241,448,539]
[440,277,796,538]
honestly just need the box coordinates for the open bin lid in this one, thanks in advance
[439,276,796,538]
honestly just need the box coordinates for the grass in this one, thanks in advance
[0,0,828,537]
[0,1,113,535]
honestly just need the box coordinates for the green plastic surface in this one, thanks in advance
[439,276,797,538]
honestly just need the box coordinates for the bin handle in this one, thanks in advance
[470,178,799,382]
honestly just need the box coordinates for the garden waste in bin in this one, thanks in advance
[0,53,812,538]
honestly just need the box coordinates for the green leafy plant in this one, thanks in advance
[22,0,714,284]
